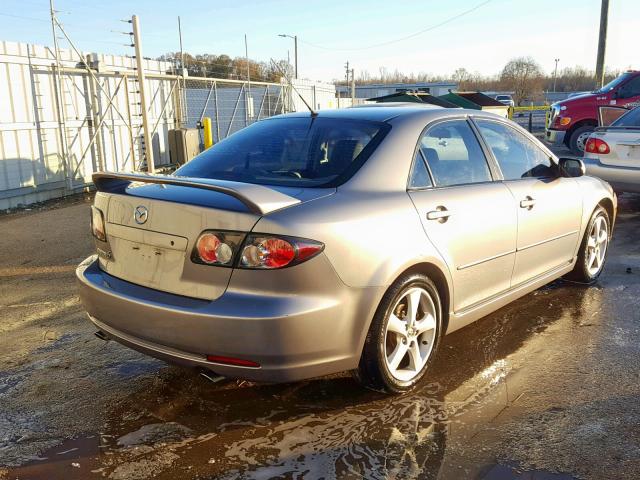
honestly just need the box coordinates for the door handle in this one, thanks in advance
[427,207,451,222]
[520,196,536,209]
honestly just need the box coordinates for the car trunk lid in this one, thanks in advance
[94,172,334,300]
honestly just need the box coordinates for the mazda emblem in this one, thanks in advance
[134,205,148,224]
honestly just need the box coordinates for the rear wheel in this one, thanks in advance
[565,206,610,283]
[355,274,443,394]
[568,125,595,155]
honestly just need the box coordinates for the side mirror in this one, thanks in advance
[558,157,586,177]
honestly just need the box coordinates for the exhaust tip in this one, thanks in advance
[199,371,226,384]
[94,330,109,341]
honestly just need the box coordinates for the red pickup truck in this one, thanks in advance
[546,70,640,154]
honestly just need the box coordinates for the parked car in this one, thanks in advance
[77,105,616,394]
[546,70,640,155]
[584,106,640,193]
[495,94,515,107]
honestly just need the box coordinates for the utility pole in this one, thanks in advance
[553,58,560,92]
[595,0,609,89]
[344,61,350,99]
[351,68,355,103]
[278,34,298,79]
[132,14,154,173]
[293,35,298,79]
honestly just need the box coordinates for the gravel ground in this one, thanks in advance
[0,192,639,480]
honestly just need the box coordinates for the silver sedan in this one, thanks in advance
[584,106,640,193]
[77,105,616,393]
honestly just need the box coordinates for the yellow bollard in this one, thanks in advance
[203,117,213,150]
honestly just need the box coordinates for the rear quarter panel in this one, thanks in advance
[253,191,452,292]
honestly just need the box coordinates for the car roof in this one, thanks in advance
[268,103,517,124]
[267,103,442,122]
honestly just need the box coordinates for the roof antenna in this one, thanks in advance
[270,58,317,117]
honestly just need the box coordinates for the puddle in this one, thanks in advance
[481,464,578,479]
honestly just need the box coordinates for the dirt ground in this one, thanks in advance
[1,193,639,480]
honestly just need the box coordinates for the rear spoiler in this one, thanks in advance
[92,172,300,215]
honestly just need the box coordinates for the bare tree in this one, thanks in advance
[500,57,545,105]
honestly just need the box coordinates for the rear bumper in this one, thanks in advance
[76,255,383,382]
[583,157,640,193]
[545,128,566,146]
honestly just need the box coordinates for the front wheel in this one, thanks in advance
[568,125,595,155]
[355,274,443,394]
[565,206,610,283]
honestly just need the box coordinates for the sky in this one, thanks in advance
[1,0,638,82]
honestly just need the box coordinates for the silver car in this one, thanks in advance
[584,106,640,193]
[77,105,616,393]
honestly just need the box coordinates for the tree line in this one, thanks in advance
[159,52,625,105]
[158,52,292,83]
[351,57,623,105]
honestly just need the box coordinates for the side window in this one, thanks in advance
[418,120,492,187]
[476,120,554,180]
[408,152,432,189]
[619,76,640,98]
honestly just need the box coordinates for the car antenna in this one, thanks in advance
[270,58,318,118]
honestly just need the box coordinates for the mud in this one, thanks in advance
[1,193,639,480]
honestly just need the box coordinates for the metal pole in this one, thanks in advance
[245,34,251,125]
[178,15,187,127]
[132,14,154,173]
[595,0,609,89]
[351,68,355,103]
[294,35,298,79]
[49,0,72,190]
[553,58,559,93]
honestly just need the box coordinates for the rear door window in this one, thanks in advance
[475,120,554,180]
[175,117,387,187]
[418,120,492,187]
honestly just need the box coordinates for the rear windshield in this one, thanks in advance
[175,116,388,187]
[612,106,640,127]
[496,95,511,100]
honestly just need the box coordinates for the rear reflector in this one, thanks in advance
[206,354,260,368]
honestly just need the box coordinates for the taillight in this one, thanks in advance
[192,231,323,269]
[192,231,245,267]
[239,235,324,269]
[91,206,106,241]
[585,137,610,154]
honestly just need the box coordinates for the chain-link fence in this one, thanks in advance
[182,77,290,144]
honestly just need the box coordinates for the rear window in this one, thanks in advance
[175,116,388,187]
[612,106,640,127]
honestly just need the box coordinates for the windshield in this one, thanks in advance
[496,95,511,101]
[175,117,388,187]
[612,106,640,127]
[594,72,633,94]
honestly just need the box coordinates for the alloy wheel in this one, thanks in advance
[384,287,437,382]
[586,214,608,277]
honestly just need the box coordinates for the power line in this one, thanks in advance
[299,0,493,52]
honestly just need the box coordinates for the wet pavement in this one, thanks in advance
[1,194,639,480]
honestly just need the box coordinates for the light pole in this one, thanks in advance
[553,58,560,93]
[278,34,298,79]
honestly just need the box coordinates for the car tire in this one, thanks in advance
[565,206,610,283]
[568,125,595,155]
[354,273,443,394]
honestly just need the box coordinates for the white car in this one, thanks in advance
[583,107,640,193]
[495,95,515,107]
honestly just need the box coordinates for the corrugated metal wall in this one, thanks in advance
[0,41,343,210]
[0,41,178,209]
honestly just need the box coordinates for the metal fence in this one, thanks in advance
[0,41,307,210]
[183,77,289,143]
